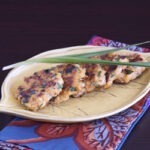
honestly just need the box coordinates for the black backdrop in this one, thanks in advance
[0,1,150,149]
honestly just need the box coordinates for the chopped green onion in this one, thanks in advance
[97,71,101,76]
[125,69,134,74]
[69,87,76,91]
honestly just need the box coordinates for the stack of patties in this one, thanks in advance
[16,64,86,110]
[94,52,146,88]
[16,52,146,111]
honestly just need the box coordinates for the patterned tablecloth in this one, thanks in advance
[0,35,149,150]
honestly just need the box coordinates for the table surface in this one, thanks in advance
[0,1,149,150]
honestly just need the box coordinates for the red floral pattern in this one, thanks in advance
[89,36,109,46]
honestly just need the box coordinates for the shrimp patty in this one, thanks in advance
[100,53,146,88]
[82,64,106,92]
[51,64,86,104]
[16,69,64,111]
[114,53,146,83]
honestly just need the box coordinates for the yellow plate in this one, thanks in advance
[0,45,150,123]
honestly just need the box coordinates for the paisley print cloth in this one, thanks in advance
[0,36,149,150]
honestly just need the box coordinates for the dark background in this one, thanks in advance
[0,1,149,149]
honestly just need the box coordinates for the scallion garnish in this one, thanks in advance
[2,41,150,71]
[64,41,150,58]
[2,56,150,71]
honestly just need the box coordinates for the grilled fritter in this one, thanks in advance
[114,53,146,83]
[51,64,86,104]
[16,51,146,111]
[82,64,106,92]
[91,54,129,88]
[16,69,64,111]
[103,54,129,88]
[100,53,146,88]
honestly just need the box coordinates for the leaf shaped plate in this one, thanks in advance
[0,46,150,123]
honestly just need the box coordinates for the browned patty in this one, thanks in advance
[114,53,146,83]
[51,64,86,104]
[99,53,146,87]
[82,64,106,92]
[16,52,146,111]
[16,69,64,111]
